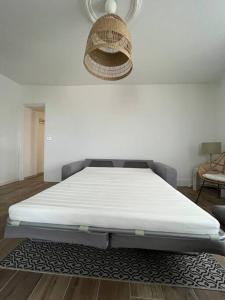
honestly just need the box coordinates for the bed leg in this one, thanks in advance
[196,180,205,204]
[218,184,221,200]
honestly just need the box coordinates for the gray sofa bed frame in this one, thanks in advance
[5,158,225,255]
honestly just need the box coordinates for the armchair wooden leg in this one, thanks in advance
[196,180,205,204]
[218,184,221,200]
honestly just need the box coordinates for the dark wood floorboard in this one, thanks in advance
[0,239,22,259]
[0,269,17,290]
[63,277,99,300]
[27,274,71,300]
[0,176,224,299]
[97,280,130,300]
[194,288,225,300]
[0,271,41,300]
[130,282,164,299]
[162,286,198,300]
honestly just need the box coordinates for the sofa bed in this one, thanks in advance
[5,159,225,255]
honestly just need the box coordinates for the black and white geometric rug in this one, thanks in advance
[0,239,225,291]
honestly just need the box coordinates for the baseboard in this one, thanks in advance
[0,178,19,187]
[24,173,43,180]
[177,179,192,187]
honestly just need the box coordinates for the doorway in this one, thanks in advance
[21,105,45,180]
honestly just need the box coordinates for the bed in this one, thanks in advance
[5,159,225,255]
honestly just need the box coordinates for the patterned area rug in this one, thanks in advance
[0,239,225,291]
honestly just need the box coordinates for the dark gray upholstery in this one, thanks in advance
[123,161,149,168]
[153,162,177,189]
[5,222,109,249]
[84,159,154,169]
[61,158,177,188]
[5,221,225,255]
[89,160,114,167]
[212,206,225,227]
[61,160,85,180]
[110,231,225,255]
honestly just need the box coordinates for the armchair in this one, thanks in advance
[196,152,225,203]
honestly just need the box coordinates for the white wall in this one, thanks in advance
[21,84,218,185]
[0,74,22,185]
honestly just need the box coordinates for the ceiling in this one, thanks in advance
[1,0,225,85]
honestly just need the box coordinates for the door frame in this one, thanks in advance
[18,103,45,180]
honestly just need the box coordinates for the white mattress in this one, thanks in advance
[9,167,220,236]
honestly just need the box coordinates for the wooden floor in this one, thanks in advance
[0,176,225,300]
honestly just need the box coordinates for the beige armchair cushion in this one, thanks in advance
[203,173,225,183]
[198,152,225,184]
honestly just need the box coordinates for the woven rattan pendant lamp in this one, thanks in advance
[84,0,133,81]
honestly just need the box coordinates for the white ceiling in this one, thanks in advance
[1,0,225,85]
